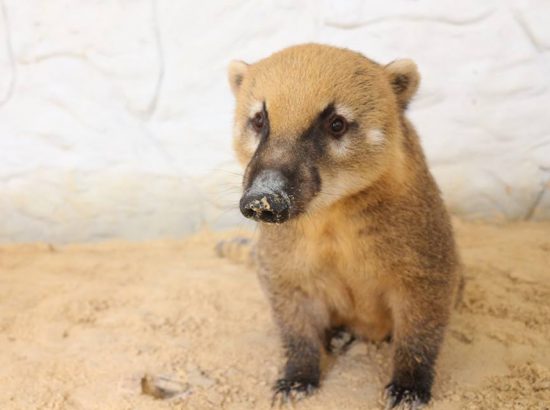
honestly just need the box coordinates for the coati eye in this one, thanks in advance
[327,114,348,138]
[251,111,265,132]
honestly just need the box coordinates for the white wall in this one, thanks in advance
[0,0,549,243]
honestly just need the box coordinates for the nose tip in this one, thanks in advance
[240,192,290,223]
[240,169,291,223]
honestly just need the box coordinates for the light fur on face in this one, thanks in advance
[367,128,385,146]
[233,99,264,157]
[229,44,419,212]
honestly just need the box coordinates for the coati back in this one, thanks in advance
[222,44,461,409]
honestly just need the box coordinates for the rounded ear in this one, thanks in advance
[228,60,249,96]
[384,59,420,109]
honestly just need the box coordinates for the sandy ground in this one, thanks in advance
[0,220,549,410]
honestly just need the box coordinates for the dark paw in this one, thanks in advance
[384,382,430,410]
[271,378,318,407]
[325,326,355,354]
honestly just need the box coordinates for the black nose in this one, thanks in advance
[239,170,291,223]
[240,192,290,223]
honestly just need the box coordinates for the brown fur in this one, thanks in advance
[224,44,461,409]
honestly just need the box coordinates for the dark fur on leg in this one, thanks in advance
[385,354,433,410]
[385,320,445,409]
[272,334,321,406]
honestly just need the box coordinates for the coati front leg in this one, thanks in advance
[273,332,321,405]
[268,285,329,405]
[385,285,451,409]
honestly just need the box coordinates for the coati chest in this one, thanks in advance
[258,204,392,332]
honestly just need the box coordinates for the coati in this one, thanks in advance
[221,44,461,409]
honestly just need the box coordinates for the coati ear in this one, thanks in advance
[384,59,420,109]
[228,60,249,96]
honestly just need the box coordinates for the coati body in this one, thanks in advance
[224,44,461,409]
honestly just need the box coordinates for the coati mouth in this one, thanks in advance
[239,169,292,224]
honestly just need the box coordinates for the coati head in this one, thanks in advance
[228,44,419,224]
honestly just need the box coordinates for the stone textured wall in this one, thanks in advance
[1,0,549,243]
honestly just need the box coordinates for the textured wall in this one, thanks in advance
[1,0,549,243]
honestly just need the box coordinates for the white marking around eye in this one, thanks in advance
[232,100,262,155]
[245,131,260,153]
[248,100,263,118]
[334,104,355,121]
[233,120,259,155]
[367,128,385,145]
[330,137,351,157]
[327,104,354,157]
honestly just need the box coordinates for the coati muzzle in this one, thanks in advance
[240,169,291,223]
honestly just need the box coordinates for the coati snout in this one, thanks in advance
[238,100,370,223]
[238,110,327,223]
[240,161,322,223]
[240,170,291,223]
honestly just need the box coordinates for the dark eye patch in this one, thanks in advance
[319,103,335,120]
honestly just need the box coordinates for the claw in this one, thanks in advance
[384,382,429,410]
[271,379,317,408]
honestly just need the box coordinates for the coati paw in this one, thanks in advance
[271,378,318,407]
[325,326,355,354]
[384,382,430,410]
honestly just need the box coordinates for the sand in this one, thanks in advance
[0,220,549,410]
